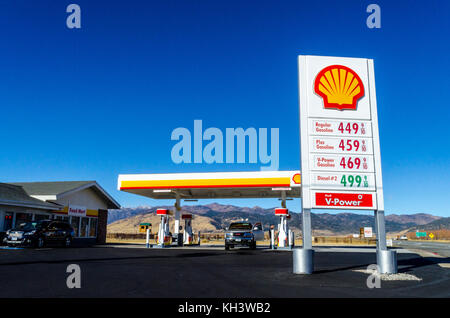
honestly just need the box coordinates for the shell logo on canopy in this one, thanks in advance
[314,65,364,111]
[292,173,301,184]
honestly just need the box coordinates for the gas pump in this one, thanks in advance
[275,208,289,248]
[286,214,294,248]
[157,209,171,246]
[182,214,193,245]
[139,223,152,248]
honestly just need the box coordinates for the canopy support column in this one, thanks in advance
[281,190,286,208]
[174,191,181,235]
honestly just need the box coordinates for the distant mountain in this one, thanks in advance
[108,203,443,235]
[108,212,219,234]
[109,206,165,224]
[108,204,274,224]
[385,213,441,225]
[416,217,450,231]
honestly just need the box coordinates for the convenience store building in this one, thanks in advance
[0,181,120,244]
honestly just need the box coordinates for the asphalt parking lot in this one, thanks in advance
[394,240,450,257]
[0,244,449,298]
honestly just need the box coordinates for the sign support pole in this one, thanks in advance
[302,208,312,250]
[375,209,397,273]
[375,209,386,250]
[293,207,314,274]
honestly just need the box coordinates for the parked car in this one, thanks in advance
[224,221,264,250]
[3,220,75,248]
[0,232,6,246]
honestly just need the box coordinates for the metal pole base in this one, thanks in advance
[377,250,397,274]
[293,248,314,274]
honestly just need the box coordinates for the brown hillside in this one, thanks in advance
[107,213,217,234]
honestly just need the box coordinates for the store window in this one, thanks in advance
[71,216,80,237]
[3,213,14,231]
[80,217,89,237]
[35,214,50,221]
[15,213,32,228]
[89,218,97,237]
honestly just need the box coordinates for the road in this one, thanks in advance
[394,240,450,257]
[0,244,449,298]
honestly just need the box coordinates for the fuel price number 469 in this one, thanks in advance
[339,157,369,170]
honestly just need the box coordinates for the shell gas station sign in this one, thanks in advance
[298,55,384,210]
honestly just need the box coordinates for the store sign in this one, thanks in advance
[298,55,384,210]
[68,205,86,217]
[364,227,373,238]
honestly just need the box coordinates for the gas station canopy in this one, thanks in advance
[118,171,301,200]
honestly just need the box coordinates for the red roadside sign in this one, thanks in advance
[314,192,375,209]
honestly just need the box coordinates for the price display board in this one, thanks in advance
[298,55,384,210]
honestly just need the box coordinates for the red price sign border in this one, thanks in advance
[311,154,375,172]
[310,136,374,155]
[309,119,373,137]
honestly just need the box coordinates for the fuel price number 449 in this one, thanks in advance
[338,122,368,135]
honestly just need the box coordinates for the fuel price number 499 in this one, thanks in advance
[340,175,369,188]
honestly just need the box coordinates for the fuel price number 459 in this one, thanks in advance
[338,139,369,153]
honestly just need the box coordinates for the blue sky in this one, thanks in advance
[0,1,449,216]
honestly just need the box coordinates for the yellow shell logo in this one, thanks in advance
[292,173,301,184]
[314,65,364,110]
